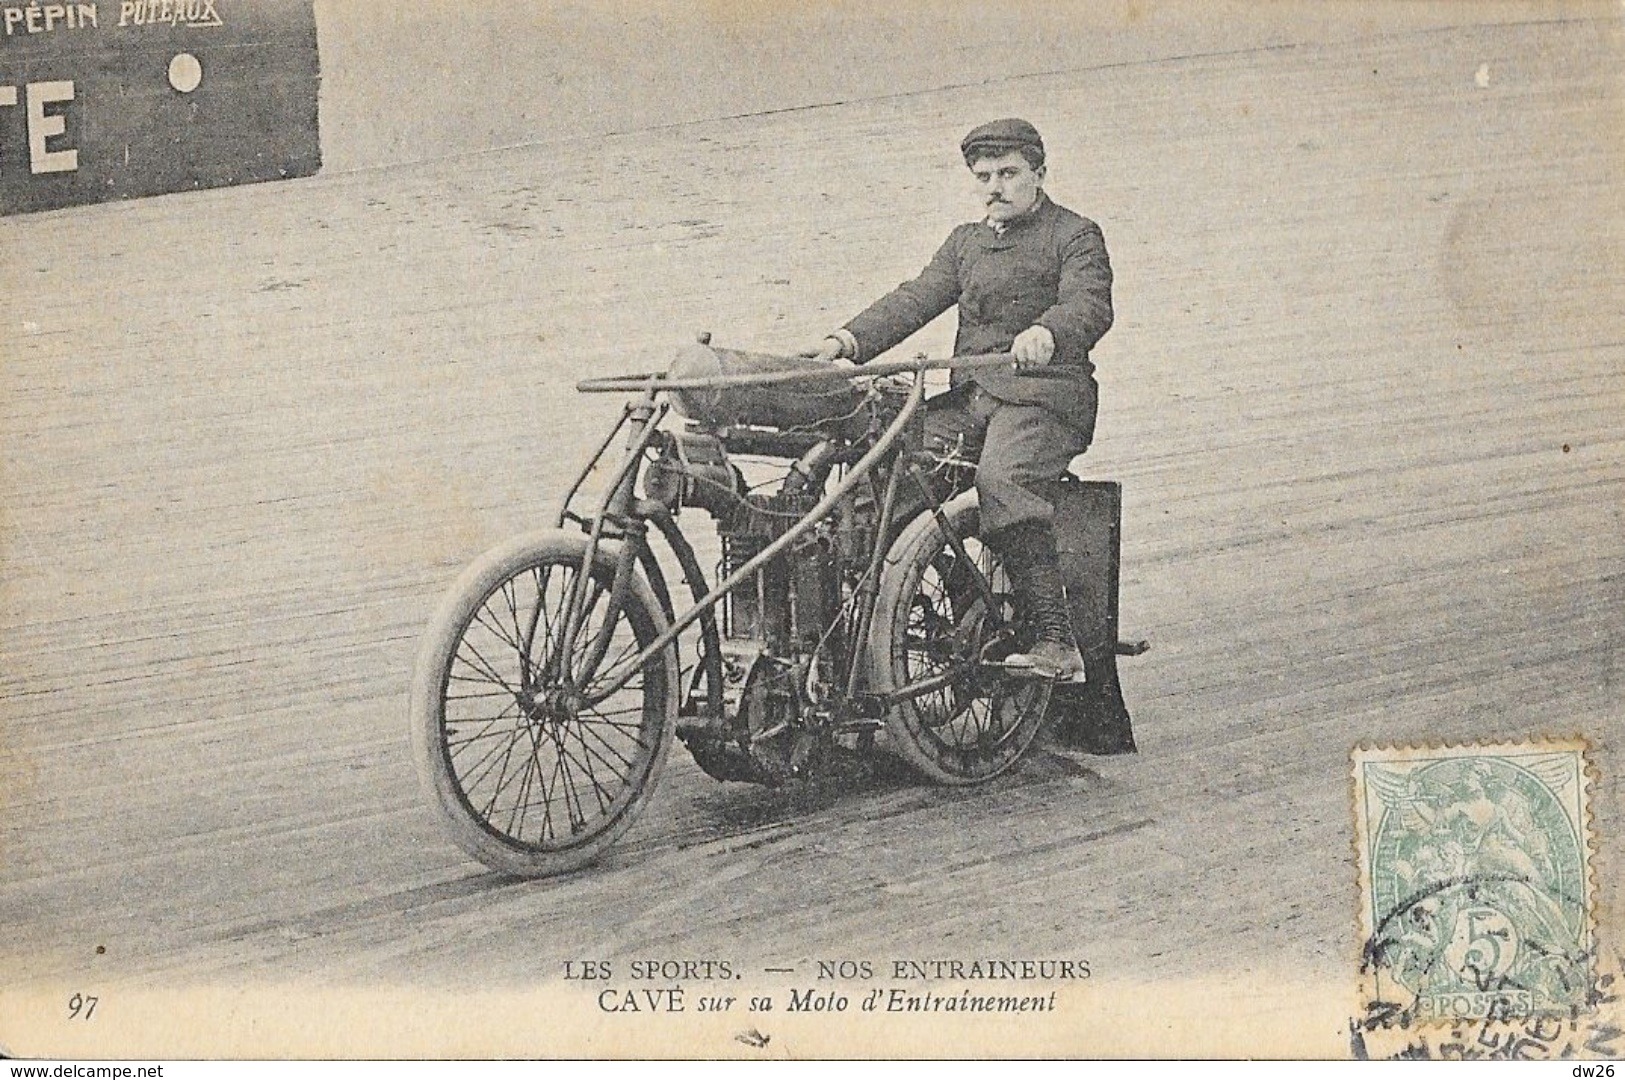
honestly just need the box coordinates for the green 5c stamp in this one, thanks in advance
[1354,741,1595,1023]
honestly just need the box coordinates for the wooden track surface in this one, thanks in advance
[1,15,1621,1056]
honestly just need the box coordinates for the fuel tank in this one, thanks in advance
[666,343,864,430]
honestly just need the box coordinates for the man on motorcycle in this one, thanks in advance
[798,118,1114,680]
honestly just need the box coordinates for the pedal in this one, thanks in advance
[981,659,1086,683]
[676,714,727,740]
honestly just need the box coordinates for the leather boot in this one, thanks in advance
[991,523,1084,681]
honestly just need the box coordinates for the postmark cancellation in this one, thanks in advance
[1354,740,1598,1027]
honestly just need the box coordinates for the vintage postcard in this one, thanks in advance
[1,0,1621,1061]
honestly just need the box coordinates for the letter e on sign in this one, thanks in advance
[27,81,78,174]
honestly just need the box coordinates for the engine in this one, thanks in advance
[641,343,919,783]
[650,423,880,784]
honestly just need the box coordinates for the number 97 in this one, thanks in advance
[67,993,97,1019]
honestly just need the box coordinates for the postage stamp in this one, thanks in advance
[1354,740,1597,1026]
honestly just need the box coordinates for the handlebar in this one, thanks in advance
[574,351,1017,394]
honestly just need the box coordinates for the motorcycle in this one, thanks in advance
[407,340,1143,877]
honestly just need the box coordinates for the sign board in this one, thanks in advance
[0,0,319,215]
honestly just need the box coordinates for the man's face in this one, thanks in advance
[970,151,1045,223]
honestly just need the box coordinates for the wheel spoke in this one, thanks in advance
[451,732,515,788]
[445,688,515,701]
[563,722,614,815]
[948,695,978,747]
[570,726,634,793]
[499,578,529,662]
[476,723,530,820]
[448,723,536,748]
[517,566,550,684]
[923,693,973,732]
[447,701,523,770]
[535,566,585,681]
[536,738,565,841]
[453,638,520,697]
[577,704,652,739]
[552,725,589,834]
[507,722,546,839]
[446,700,522,759]
[521,722,563,840]
[575,716,642,771]
[446,672,514,687]
[471,604,525,658]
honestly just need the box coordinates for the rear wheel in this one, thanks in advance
[408,530,677,877]
[869,493,1051,784]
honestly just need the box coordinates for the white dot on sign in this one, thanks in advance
[168,53,203,93]
[1475,63,1491,88]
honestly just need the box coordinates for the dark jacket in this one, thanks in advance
[842,192,1113,430]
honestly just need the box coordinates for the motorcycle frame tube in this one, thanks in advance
[636,499,726,722]
[554,403,633,528]
[583,371,927,706]
[841,457,905,700]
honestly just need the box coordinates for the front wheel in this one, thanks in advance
[869,493,1051,784]
[408,530,677,877]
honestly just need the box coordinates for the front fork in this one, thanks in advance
[551,392,666,690]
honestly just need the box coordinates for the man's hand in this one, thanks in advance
[1011,325,1056,370]
[795,335,854,367]
[795,336,843,362]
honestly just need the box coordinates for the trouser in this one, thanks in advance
[923,385,1090,538]
[922,385,1090,649]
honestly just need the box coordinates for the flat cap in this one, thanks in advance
[960,118,1044,161]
